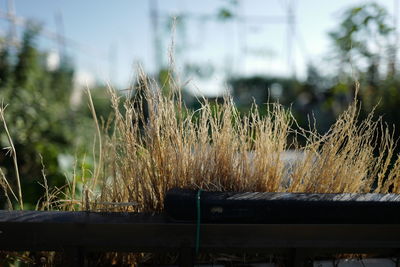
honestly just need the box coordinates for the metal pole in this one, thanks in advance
[6,0,17,46]
[55,11,66,62]
[150,0,162,76]
[286,0,296,78]
[392,0,399,75]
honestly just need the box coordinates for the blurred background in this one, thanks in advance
[1,0,400,207]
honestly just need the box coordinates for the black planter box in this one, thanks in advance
[164,188,400,223]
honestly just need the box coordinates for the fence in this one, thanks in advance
[1,210,400,266]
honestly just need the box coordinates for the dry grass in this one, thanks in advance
[2,69,400,214]
[2,69,400,213]
[0,102,23,210]
[74,73,400,213]
[3,71,400,266]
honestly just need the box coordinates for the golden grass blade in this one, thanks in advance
[0,102,23,210]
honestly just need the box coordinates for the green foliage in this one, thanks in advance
[217,0,237,21]
[0,46,11,88]
[217,8,234,20]
[0,26,101,207]
[229,76,300,107]
[326,3,400,121]
[14,22,42,90]
[329,2,393,76]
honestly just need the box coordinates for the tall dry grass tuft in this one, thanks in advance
[0,103,23,210]
[81,73,400,213]
[289,96,397,194]
[2,71,400,265]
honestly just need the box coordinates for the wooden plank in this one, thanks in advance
[1,211,400,255]
[166,188,400,203]
[164,189,400,223]
[228,192,400,202]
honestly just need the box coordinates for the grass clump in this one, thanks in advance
[77,72,400,213]
[3,71,400,266]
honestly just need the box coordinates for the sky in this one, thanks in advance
[0,0,397,96]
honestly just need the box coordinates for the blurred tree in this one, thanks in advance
[0,25,97,207]
[328,2,394,110]
[48,57,74,103]
[217,0,237,21]
[13,23,42,90]
[0,46,11,88]
[329,3,393,73]
[229,76,300,114]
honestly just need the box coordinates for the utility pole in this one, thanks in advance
[6,0,18,46]
[286,0,296,78]
[55,11,66,62]
[390,0,399,76]
[108,43,118,85]
[236,0,247,75]
[150,0,162,77]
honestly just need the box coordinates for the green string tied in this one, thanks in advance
[195,189,202,255]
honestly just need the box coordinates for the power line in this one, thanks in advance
[54,11,66,61]
[150,0,293,77]
[0,6,108,62]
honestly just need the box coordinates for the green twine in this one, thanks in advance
[195,189,202,255]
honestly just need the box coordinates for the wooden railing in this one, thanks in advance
[1,210,400,266]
